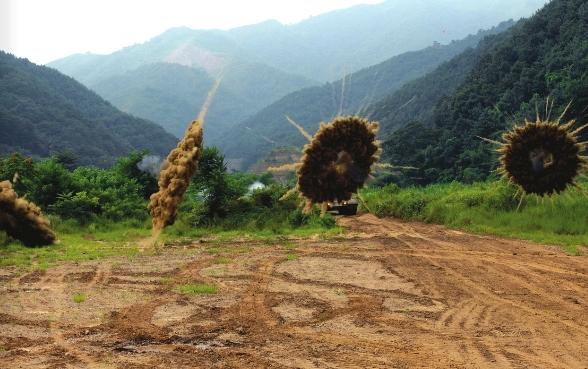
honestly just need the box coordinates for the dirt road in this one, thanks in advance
[1,214,587,368]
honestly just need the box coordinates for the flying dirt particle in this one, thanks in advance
[296,116,380,211]
[286,115,313,142]
[0,180,56,246]
[148,120,203,230]
[498,116,588,197]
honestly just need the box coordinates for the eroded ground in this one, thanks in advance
[0,214,587,368]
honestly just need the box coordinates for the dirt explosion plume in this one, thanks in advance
[296,116,380,211]
[484,103,588,202]
[0,180,56,246]
[148,121,203,230]
[147,75,222,233]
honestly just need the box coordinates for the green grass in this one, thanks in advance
[212,257,232,264]
[72,292,87,303]
[161,222,342,243]
[0,218,150,269]
[285,253,298,261]
[0,212,342,270]
[206,246,250,255]
[360,180,588,254]
[160,202,342,243]
[175,283,217,295]
[282,241,297,251]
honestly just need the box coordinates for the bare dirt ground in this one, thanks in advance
[1,214,587,368]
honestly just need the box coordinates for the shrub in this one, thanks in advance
[50,192,100,224]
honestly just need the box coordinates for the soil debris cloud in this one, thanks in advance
[148,120,203,230]
[0,180,56,246]
[296,116,380,209]
[498,116,588,197]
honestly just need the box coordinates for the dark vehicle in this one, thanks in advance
[327,199,358,215]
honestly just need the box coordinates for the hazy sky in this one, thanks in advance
[0,0,384,64]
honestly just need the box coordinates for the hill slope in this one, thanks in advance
[91,61,313,142]
[380,0,588,185]
[0,51,177,167]
[219,21,514,169]
[49,0,545,84]
[226,0,545,82]
[48,28,314,143]
[47,0,544,146]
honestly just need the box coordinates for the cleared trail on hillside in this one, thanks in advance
[1,214,587,368]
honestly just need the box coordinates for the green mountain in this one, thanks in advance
[0,51,177,167]
[380,0,588,185]
[226,0,545,82]
[47,0,544,147]
[219,21,514,169]
[364,31,511,136]
[48,29,314,143]
[90,61,313,143]
[49,1,545,83]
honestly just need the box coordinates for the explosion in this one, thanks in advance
[481,102,588,204]
[498,118,587,197]
[147,75,222,232]
[148,120,204,230]
[0,180,56,246]
[274,116,380,212]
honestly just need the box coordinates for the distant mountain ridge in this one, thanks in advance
[0,51,177,167]
[48,30,315,143]
[380,0,588,185]
[90,60,312,142]
[49,0,548,84]
[218,21,515,169]
[47,0,545,148]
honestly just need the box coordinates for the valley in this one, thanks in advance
[1,1,587,368]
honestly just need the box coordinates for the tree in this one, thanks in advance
[53,150,78,170]
[29,159,75,209]
[193,147,234,220]
[0,153,35,194]
[114,151,158,199]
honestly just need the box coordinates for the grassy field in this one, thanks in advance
[3,179,586,270]
[360,180,588,254]
[0,212,342,270]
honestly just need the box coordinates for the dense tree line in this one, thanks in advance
[0,51,177,167]
[0,150,331,237]
[380,0,588,185]
[219,22,514,168]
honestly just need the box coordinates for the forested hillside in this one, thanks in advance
[0,51,177,166]
[363,34,506,136]
[220,21,514,168]
[91,61,311,141]
[49,29,314,143]
[49,0,543,83]
[47,0,544,148]
[381,0,588,185]
[225,0,540,81]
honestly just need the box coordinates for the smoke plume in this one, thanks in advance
[137,155,163,177]
[0,180,56,246]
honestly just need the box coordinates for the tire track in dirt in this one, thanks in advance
[14,263,119,368]
[339,214,588,368]
[2,215,587,368]
[44,267,116,369]
[421,255,588,368]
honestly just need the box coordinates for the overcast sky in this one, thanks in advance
[0,0,385,64]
